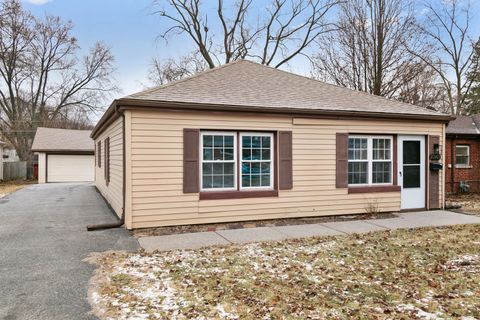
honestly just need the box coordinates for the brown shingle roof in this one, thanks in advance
[32,127,93,152]
[126,60,448,118]
[446,115,480,135]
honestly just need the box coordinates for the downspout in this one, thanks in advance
[450,137,455,193]
[87,105,126,231]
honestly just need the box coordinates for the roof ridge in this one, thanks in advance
[126,59,246,99]
[37,127,91,132]
[249,60,446,116]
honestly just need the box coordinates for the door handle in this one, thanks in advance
[399,171,402,177]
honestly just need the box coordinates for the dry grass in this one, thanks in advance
[0,180,33,197]
[446,193,480,216]
[89,225,480,320]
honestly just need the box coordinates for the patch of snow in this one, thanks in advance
[445,254,480,272]
[216,304,239,319]
[397,304,444,320]
[463,291,474,297]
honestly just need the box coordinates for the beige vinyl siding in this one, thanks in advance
[95,116,123,218]
[128,110,445,229]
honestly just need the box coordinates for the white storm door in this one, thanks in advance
[398,136,425,210]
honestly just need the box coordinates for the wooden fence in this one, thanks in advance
[2,161,27,181]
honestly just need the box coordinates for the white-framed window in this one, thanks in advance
[200,131,274,192]
[348,135,393,186]
[240,132,274,190]
[456,145,470,166]
[200,132,237,191]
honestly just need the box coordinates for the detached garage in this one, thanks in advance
[32,127,94,183]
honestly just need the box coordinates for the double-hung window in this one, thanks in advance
[348,136,393,186]
[200,131,274,192]
[240,133,274,189]
[455,145,470,166]
[201,132,236,190]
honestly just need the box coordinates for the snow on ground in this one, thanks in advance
[88,225,480,319]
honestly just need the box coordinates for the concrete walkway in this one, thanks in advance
[139,210,480,252]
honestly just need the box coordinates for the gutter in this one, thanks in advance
[91,98,454,140]
[87,104,126,231]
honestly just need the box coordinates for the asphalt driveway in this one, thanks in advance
[0,183,139,320]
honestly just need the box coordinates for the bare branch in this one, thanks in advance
[412,0,475,114]
[0,0,116,162]
[151,0,340,74]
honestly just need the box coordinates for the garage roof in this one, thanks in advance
[32,127,93,153]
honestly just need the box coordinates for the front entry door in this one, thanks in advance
[398,136,425,210]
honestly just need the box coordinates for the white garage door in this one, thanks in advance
[47,154,94,182]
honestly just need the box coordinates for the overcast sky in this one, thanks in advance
[23,0,480,99]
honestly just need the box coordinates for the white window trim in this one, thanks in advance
[455,145,470,166]
[239,132,275,191]
[348,135,393,186]
[200,131,237,192]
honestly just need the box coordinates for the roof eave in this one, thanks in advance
[91,100,121,139]
[446,133,480,138]
[91,98,453,139]
[119,98,454,121]
[32,149,94,154]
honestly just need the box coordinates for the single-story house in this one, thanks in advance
[445,115,480,192]
[91,60,452,230]
[0,140,4,181]
[32,127,94,183]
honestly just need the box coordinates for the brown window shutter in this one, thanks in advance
[278,131,293,190]
[98,141,101,168]
[429,135,440,209]
[183,129,200,193]
[105,137,110,185]
[104,138,108,181]
[336,133,348,188]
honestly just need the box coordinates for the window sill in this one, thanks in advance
[348,185,401,194]
[455,164,472,169]
[199,190,278,200]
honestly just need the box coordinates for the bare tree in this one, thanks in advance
[465,40,480,114]
[35,107,94,130]
[311,0,427,99]
[396,63,448,112]
[0,0,116,162]
[148,51,207,85]
[415,0,476,115]
[151,0,340,77]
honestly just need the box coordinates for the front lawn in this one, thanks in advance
[89,225,480,319]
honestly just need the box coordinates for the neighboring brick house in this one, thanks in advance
[446,115,480,192]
